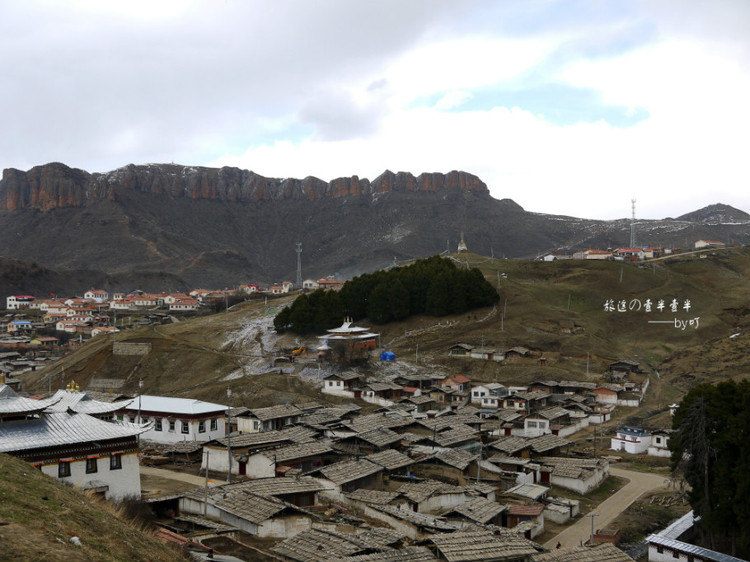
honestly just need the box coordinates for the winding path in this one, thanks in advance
[544,466,670,549]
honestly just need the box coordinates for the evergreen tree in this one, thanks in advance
[425,272,451,316]
[273,306,292,332]
[289,294,314,333]
[366,283,392,324]
[671,380,750,557]
[389,279,410,321]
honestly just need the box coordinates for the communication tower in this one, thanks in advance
[630,199,637,248]
[296,242,302,289]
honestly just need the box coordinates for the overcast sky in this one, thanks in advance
[1,1,748,220]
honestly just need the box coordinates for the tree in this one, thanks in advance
[671,380,750,557]
[273,306,292,332]
[366,283,391,324]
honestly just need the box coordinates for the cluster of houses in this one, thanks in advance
[0,380,645,560]
[322,356,648,446]
[542,239,729,262]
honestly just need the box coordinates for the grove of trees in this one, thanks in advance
[274,256,499,334]
[670,379,750,558]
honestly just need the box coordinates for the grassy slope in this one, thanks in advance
[22,248,750,410]
[0,453,186,562]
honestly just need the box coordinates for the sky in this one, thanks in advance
[1,0,748,220]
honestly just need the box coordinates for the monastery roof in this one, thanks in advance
[0,385,62,415]
[46,390,133,415]
[0,412,148,454]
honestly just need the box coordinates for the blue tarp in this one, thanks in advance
[380,351,396,361]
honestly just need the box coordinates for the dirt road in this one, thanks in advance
[544,466,670,548]
[140,465,215,498]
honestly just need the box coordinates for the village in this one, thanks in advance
[1,287,727,562]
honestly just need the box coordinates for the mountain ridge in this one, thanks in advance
[0,162,489,211]
[1,162,748,290]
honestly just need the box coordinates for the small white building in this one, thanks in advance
[301,279,319,291]
[84,289,109,303]
[6,295,35,310]
[118,395,227,444]
[647,430,672,458]
[610,426,651,454]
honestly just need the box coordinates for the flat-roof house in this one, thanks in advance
[610,426,651,454]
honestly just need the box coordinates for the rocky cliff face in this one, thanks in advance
[0,163,489,211]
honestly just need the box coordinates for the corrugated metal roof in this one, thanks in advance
[122,395,226,415]
[646,534,746,562]
[0,385,62,415]
[0,412,148,453]
[46,390,133,415]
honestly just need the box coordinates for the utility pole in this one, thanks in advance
[226,388,232,483]
[587,513,599,546]
[476,441,482,483]
[137,379,143,448]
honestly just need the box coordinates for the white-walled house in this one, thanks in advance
[610,426,651,454]
[236,404,302,433]
[301,279,319,291]
[6,295,35,310]
[647,430,672,458]
[84,290,109,303]
[0,385,148,500]
[118,395,227,444]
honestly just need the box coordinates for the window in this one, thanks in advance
[527,421,537,428]
[154,418,162,431]
[86,458,98,474]
[210,419,218,431]
[142,416,149,423]
[58,461,71,478]
[181,421,189,434]
[110,454,122,470]
[169,419,176,431]
[672,550,679,559]
[198,420,205,433]
[254,421,260,431]
[117,415,123,421]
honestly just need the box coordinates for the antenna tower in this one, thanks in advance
[295,242,302,289]
[630,199,637,247]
